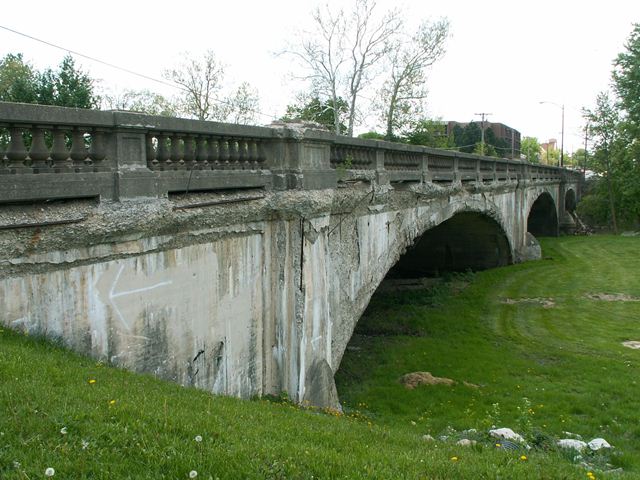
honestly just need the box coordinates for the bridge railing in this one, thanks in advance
[0,101,582,203]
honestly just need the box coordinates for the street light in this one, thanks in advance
[539,101,564,167]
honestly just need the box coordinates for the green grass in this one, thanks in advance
[1,236,639,478]
[337,235,640,477]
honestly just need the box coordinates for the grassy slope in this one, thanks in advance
[0,236,637,479]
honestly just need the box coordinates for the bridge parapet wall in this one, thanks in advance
[0,101,582,204]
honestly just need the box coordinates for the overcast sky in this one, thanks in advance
[1,0,639,153]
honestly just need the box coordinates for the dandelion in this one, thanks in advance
[495,443,501,448]
[520,455,527,461]
[45,467,55,476]
[587,473,595,479]
[194,435,203,442]
[60,427,67,435]
[189,470,198,478]
[450,456,458,462]
[88,379,96,385]
[109,399,116,405]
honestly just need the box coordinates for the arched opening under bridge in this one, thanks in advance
[527,192,559,237]
[387,211,512,279]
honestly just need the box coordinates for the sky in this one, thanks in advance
[1,0,639,154]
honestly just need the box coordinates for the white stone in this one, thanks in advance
[588,438,611,450]
[489,427,525,443]
[456,438,477,446]
[421,434,435,442]
[557,439,588,451]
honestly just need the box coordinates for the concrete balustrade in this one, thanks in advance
[0,101,581,204]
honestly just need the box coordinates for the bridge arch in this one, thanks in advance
[565,188,577,213]
[387,210,512,278]
[527,191,559,237]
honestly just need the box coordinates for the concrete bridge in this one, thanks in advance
[0,102,581,407]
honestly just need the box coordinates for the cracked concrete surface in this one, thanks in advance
[0,180,572,407]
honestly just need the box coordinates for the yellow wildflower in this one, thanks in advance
[88,379,96,384]
[520,455,527,461]
[450,456,458,462]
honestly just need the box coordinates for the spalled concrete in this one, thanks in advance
[0,178,576,408]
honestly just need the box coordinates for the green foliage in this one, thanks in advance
[520,137,541,163]
[0,53,98,108]
[358,131,386,140]
[282,96,348,134]
[0,53,38,103]
[580,24,640,230]
[613,23,640,138]
[49,56,98,108]
[403,119,454,148]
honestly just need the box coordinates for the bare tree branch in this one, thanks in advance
[380,18,450,139]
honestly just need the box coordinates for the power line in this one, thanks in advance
[0,24,279,121]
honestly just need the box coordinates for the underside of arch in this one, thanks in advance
[565,189,577,213]
[386,211,513,278]
[527,192,559,237]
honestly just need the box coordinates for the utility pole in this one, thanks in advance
[474,112,491,155]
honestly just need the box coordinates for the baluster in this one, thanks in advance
[239,139,249,168]
[51,127,71,171]
[196,136,208,168]
[90,129,107,170]
[145,134,157,169]
[208,137,220,169]
[183,135,196,169]
[157,133,170,170]
[170,134,182,169]
[219,138,230,168]
[70,129,88,170]
[257,140,267,168]
[229,139,239,168]
[29,127,50,172]
[249,140,259,167]
[6,126,29,172]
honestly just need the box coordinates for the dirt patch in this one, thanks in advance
[622,341,640,350]
[585,293,640,302]
[501,297,555,308]
[400,372,455,389]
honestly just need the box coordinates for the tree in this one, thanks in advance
[102,89,177,116]
[163,50,225,121]
[379,19,449,139]
[521,137,541,163]
[286,0,401,136]
[403,118,453,148]
[453,122,481,153]
[583,92,621,233]
[0,53,38,103]
[613,23,640,138]
[343,0,401,136]
[164,51,261,124]
[218,82,260,125]
[50,56,98,108]
[0,53,98,108]
[282,95,348,133]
